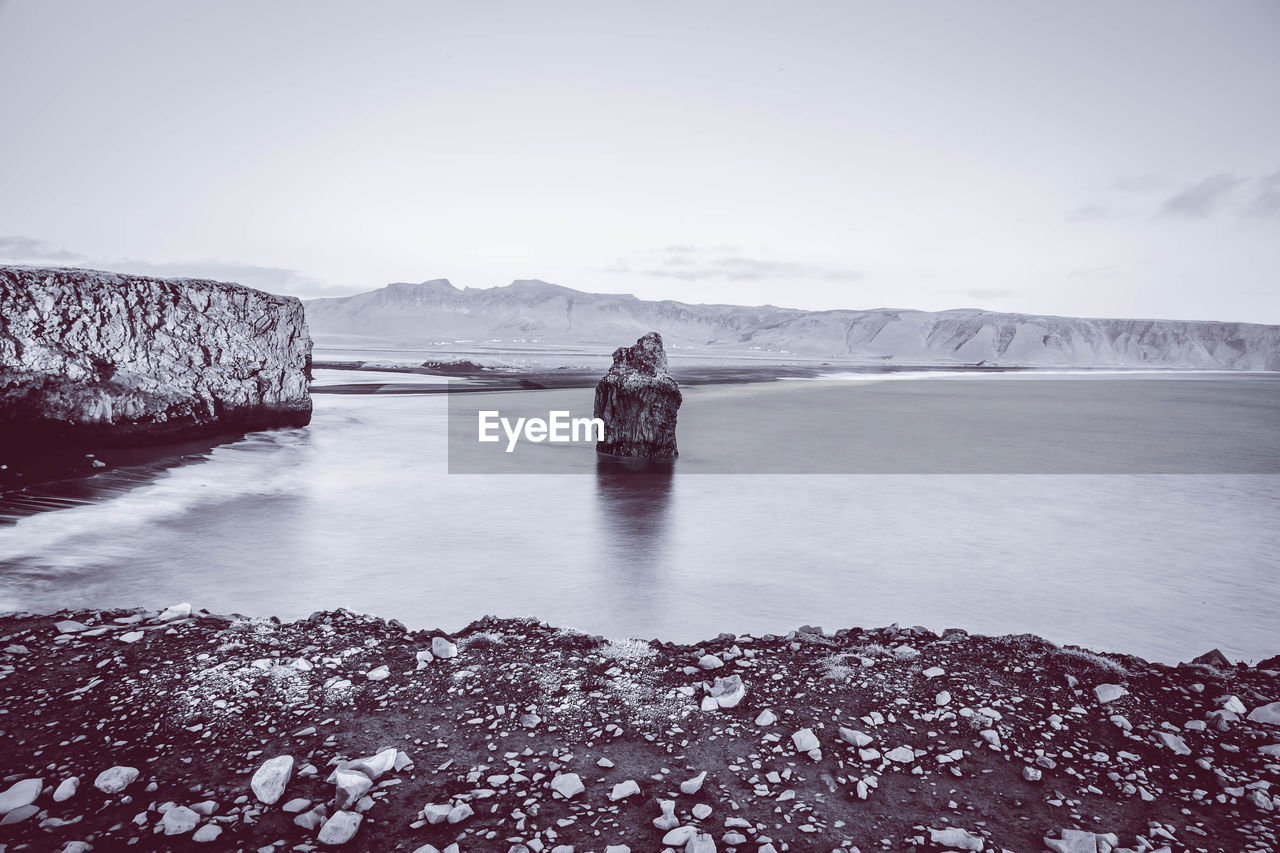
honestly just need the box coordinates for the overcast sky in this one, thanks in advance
[1,1,1278,322]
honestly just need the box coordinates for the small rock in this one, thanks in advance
[0,778,42,813]
[161,805,200,835]
[431,636,458,659]
[317,810,362,845]
[609,780,640,801]
[53,777,79,802]
[679,771,706,795]
[250,755,294,805]
[791,728,820,753]
[365,665,390,681]
[1093,683,1128,704]
[1247,701,1280,725]
[193,823,223,842]
[929,826,984,850]
[550,772,584,799]
[332,769,373,810]
[94,766,139,794]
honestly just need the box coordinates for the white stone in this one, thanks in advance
[1093,683,1128,704]
[53,777,79,802]
[929,826,983,850]
[692,803,712,819]
[332,769,373,810]
[250,755,294,805]
[157,602,191,621]
[791,728,820,753]
[1044,829,1119,853]
[317,810,362,845]
[365,665,390,681]
[679,771,706,795]
[448,803,474,824]
[94,766,139,794]
[884,746,915,763]
[710,675,745,708]
[662,826,696,846]
[754,709,777,726]
[193,823,223,842]
[1247,701,1280,725]
[550,772,584,798]
[347,748,397,781]
[922,666,946,678]
[1157,732,1191,755]
[119,631,144,643]
[0,778,41,813]
[161,805,200,835]
[838,727,872,748]
[431,637,458,659]
[936,691,952,706]
[421,803,452,824]
[980,729,1002,749]
[697,654,724,670]
[55,620,89,634]
[609,780,641,801]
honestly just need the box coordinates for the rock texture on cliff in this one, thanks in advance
[593,332,681,460]
[0,266,312,446]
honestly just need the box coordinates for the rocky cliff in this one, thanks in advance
[0,266,312,446]
[305,279,1280,370]
[594,332,682,460]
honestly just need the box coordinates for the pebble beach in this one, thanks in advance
[0,607,1277,852]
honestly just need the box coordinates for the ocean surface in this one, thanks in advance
[1,368,1278,664]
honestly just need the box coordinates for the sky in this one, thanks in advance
[1,1,1278,323]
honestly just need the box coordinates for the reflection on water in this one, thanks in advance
[595,458,675,629]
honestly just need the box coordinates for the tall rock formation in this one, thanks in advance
[0,266,312,446]
[593,332,682,460]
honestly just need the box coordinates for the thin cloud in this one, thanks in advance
[1066,204,1112,222]
[0,235,323,296]
[645,257,863,282]
[1246,169,1280,219]
[950,288,1013,301]
[0,235,85,262]
[1111,174,1170,193]
[629,246,862,282]
[1160,174,1245,218]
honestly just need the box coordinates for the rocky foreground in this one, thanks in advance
[0,609,1277,853]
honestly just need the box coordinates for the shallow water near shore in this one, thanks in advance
[1,370,1278,664]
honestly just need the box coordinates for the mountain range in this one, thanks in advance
[303,279,1280,370]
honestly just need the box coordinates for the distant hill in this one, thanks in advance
[303,279,1280,369]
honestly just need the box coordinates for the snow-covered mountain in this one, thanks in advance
[304,279,1280,369]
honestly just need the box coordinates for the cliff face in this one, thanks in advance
[0,266,312,446]
[306,279,1280,369]
[593,332,682,460]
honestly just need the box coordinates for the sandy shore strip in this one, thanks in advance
[0,608,1276,852]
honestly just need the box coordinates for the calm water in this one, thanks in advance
[1,371,1277,664]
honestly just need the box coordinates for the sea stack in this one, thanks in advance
[0,266,312,446]
[593,331,682,460]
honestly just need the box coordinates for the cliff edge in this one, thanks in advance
[0,266,312,446]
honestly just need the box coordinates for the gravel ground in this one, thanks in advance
[0,606,1277,852]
